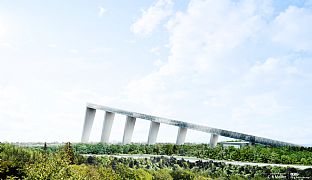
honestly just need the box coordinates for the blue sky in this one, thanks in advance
[0,0,312,145]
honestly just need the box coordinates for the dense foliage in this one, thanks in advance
[1,143,312,179]
[61,143,312,165]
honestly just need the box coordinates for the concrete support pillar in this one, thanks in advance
[147,121,160,145]
[210,134,219,148]
[81,107,96,143]
[100,112,115,143]
[122,116,136,144]
[176,127,187,145]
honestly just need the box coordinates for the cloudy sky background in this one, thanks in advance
[0,0,312,145]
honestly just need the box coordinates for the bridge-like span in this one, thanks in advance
[81,103,298,147]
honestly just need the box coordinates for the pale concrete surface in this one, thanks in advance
[210,134,219,148]
[81,107,96,143]
[84,103,299,147]
[101,112,115,143]
[176,127,187,145]
[147,121,160,145]
[122,116,136,144]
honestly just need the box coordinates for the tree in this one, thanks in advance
[0,160,22,179]
[24,151,71,179]
[69,165,120,180]
[150,168,173,180]
[170,167,195,180]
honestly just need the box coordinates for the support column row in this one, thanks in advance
[81,107,220,147]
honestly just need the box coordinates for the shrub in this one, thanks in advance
[150,168,173,180]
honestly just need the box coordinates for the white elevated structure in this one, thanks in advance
[176,127,187,145]
[147,122,160,145]
[122,116,136,144]
[100,112,115,143]
[220,141,250,148]
[81,103,298,147]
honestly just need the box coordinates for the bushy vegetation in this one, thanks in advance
[1,143,312,179]
[62,143,312,165]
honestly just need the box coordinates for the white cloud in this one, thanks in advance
[88,47,111,54]
[48,44,57,48]
[98,7,107,17]
[1,0,312,144]
[149,46,160,55]
[231,92,290,120]
[0,42,15,49]
[0,17,8,39]
[0,54,131,142]
[271,6,312,52]
[68,49,79,54]
[125,0,312,143]
[131,0,173,36]
[153,59,163,67]
[125,39,136,44]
